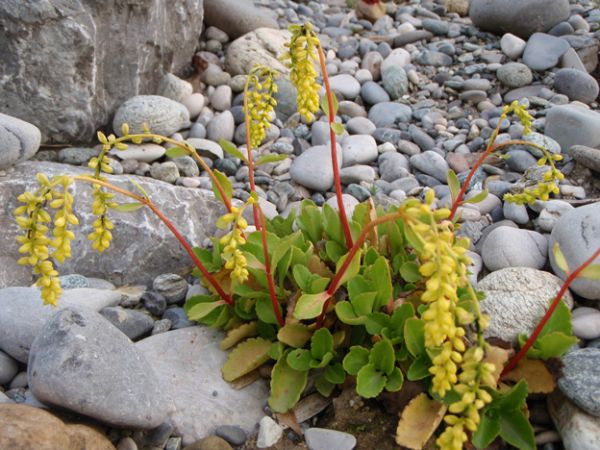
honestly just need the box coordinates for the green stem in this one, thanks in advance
[316,44,354,249]
[502,247,600,375]
[73,175,233,305]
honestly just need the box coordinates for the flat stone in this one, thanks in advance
[109,143,166,163]
[186,138,224,159]
[153,274,188,304]
[500,33,527,59]
[304,428,357,450]
[545,105,600,153]
[157,74,193,103]
[522,33,570,71]
[571,145,600,173]
[0,287,121,363]
[207,111,235,142]
[549,202,600,300]
[289,144,343,192]
[100,307,154,340]
[553,68,600,104]
[329,74,361,99]
[548,391,600,450]
[410,151,449,182]
[341,135,378,167]
[572,307,600,340]
[0,113,41,169]
[482,226,547,270]
[339,165,376,184]
[28,307,168,428]
[345,117,376,135]
[558,348,600,417]
[136,327,269,446]
[381,66,408,100]
[113,95,190,137]
[478,267,573,343]
[360,81,390,106]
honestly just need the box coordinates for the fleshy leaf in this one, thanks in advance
[472,412,501,449]
[334,249,362,288]
[320,93,339,117]
[335,301,365,325]
[552,243,569,273]
[356,363,386,398]
[277,323,312,348]
[256,154,288,166]
[369,338,395,376]
[580,263,600,280]
[404,318,425,357]
[165,146,189,158]
[385,367,404,392]
[212,169,233,204]
[343,346,370,375]
[311,328,334,360]
[331,122,345,135]
[220,321,258,350]
[219,138,246,161]
[395,393,447,450]
[269,353,309,413]
[499,409,536,450]
[464,189,489,204]
[187,300,227,321]
[324,363,346,384]
[287,349,312,371]
[222,337,272,382]
[110,202,144,212]
[294,291,330,320]
[399,261,422,283]
[447,169,461,202]
[407,354,432,381]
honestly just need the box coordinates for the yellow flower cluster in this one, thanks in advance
[88,184,117,252]
[283,23,321,122]
[245,66,278,148]
[437,347,495,450]
[504,153,564,205]
[14,174,78,306]
[504,100,533,135]
[217,203,252,284]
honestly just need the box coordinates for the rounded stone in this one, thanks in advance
[496,63,533,88]
[289,144,343,192]
[110,143,166,163]
[482,226,547,271]
[0,113,42,169]
[153,273,188,304]
[0,350,18,385]
[207,111,235,142]
[558,348,600,417]
[150,161,180,184]
[182,93,206,119]
[360,81,390,105]
[329,74,361,99]
[553,68,600,104]
[571,307,600,340]
[341,135,378,167]
[157,73,193,103]
[210,85,233,112]
[113,95,189,137]
[381,65,408,100]
[368,102,412,128]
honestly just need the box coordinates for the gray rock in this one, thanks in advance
[548,391,600,450]
[410,151,449,182]
[225,28,290,76]
[409,125,435,151]
[110,143,166,163]
[522,33,570,71]
[28,307,168,428]
[478,267,573,343]
[571,145,600,173]
[549,203,600,300]
[500,33,527,59]
[360,81,391,106]
[469,0,570,38]
[415,50,453,66]
[100,307,154,340]
[379,152,411,182]
[0,350,18,385]
[368,102,412,128]
[0,0,203,143]
[136,327,268,446]
[503,201,529,225]
[204,0,278,40]
[171,156,199,178]
[216,425,247,446]
[210,85,233,112]
[57,147,99,165]
[558,348,600,417]
[325,194,360,219]
[290,144,343,192]
[113,96,190,137]
[382,66,408,100]
[422,18,449,36]
[59,274,90,290]
[257,416,284,448]
[341,135,378,167]
[0,113,41,169]
[345,117,376,135]
[153,274,188,304]
[505,149,538,172]
[157,74,193,103]
[162,307,195,330]
[207,111,235,142]
[186,138,224,159]
[150,162,180,184]
[329,74,360,99]
[339,165,376,184]
[545,105,600,153]
[0,287,121,363]
[482,226,547,270]
[535,200,574,232]
[571,307,600,340]
[560,47,588,73]
[0,162,227,288]
[553,69,599,104]
[496,63,533,88]
[305,428,357,450]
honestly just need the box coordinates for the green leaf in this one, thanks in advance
[315,375,335,397]
[356,363,386,398]
[212,169,233,204]
[277,323,312,348]
[538,299,572,336]
[323,203,345,246]
[222,337,272,382]
[580,263,600,280]
[472,412,501,449]
[219,139,246,161]
[526,332,578,359]
[187,299,227,321]
[499,409,536,450]
[364,257,393,310]
[129,180,149,198]
[447,169,461,202]
[552,243,569,273]
[320,93,339,117]
[385,367,404,392]
[351,291,377,317]
[399,261,422,283]
[334,250,362,288]
[296,201,324,244]
[255,297,278,324]
[311,328,334,360]
[369,339,395,376]
[365,312,391,335]
[404,318,425,357]
[110,202,144,212]
[294,291,329,320]
[269,352,308,413]
[331,122,345,135]
[403,225,424,252]
[165,146,189,158]
[491,379,528,411]
[343,346,370,375]
[407,354,432,381]
[287,349,312,371]
[464,189,489,204]
[310,351,333,369]
[390,303,415,336]
[335,301,365,325]
[270,231,302,274]
[292,265,312,292]
[325,363,346,384]
[256,153,288,166]
[325,240,346,263]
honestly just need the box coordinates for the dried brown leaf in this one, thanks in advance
[395,393,447,450]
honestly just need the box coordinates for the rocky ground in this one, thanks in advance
[1,0,600,449]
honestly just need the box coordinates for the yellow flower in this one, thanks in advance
[87,183,117,252]
[217,203,252,284]
[245,66,278,148]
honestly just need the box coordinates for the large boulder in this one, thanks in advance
[469,0,570,38]
[0,161,226,287]
[204,0,278,40]
[0,0,204,144]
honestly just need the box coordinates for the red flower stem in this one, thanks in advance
[316,44,354,249]
[316,210,405,328]
[258,207,285,327]
[242,92,261,230]
[502,247,600,376]
[73,175,233,305]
